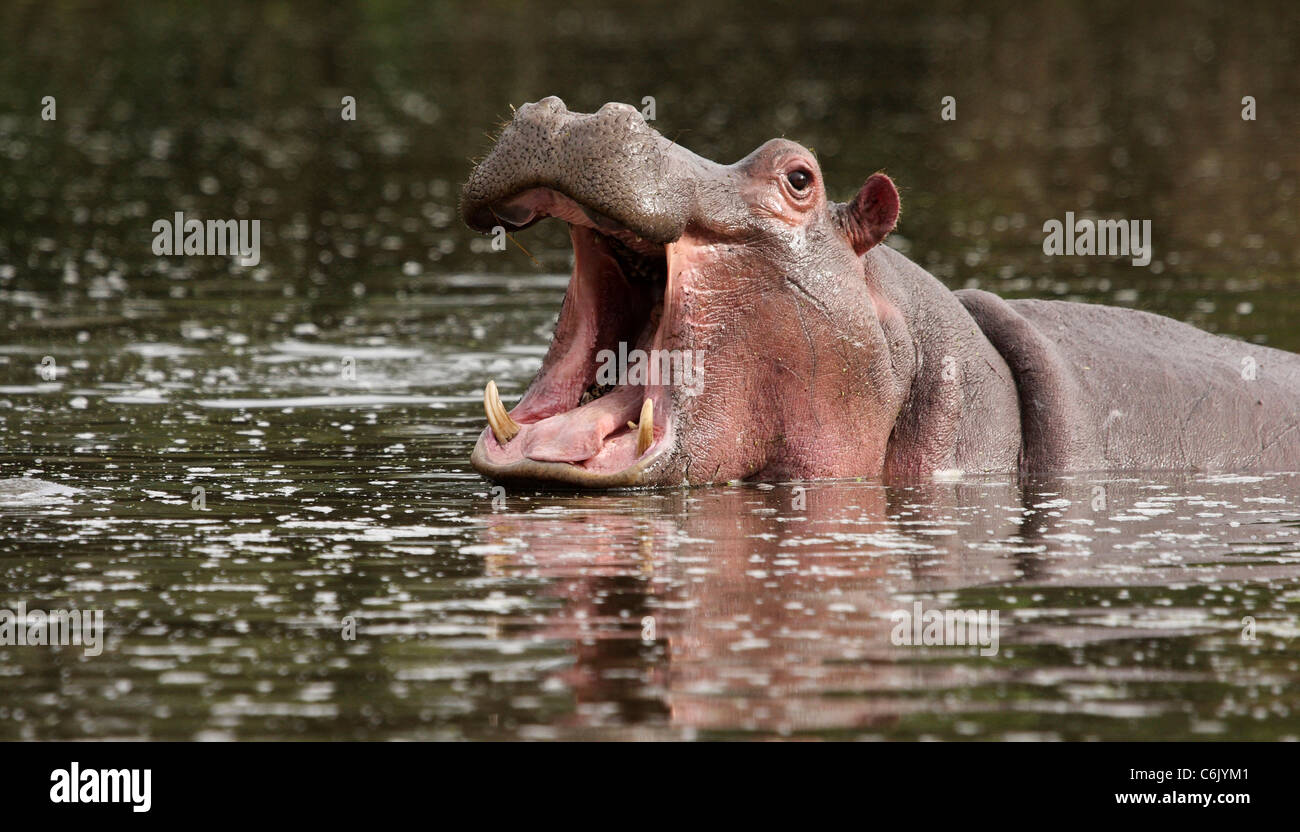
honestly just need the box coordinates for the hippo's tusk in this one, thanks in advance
[636,398,654,456]
[484,380,520,444]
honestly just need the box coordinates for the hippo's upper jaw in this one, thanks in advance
[462,97,905,488]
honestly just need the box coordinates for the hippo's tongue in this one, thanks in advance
[517,385,644,463]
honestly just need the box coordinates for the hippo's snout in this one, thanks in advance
[461,96,716,245]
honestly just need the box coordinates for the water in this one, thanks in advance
[2,1,1299,740]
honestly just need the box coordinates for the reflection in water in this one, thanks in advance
[475,476,1300,739]
[5,403,1299,741]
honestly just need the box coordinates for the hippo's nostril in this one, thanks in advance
[513,96,568,125]
[596,101,642,122]
[537,96,567,114]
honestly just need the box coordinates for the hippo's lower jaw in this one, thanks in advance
[471,188,682,488]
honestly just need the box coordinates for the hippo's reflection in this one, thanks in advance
[476,479,1029,735]
[474,474,1300,735]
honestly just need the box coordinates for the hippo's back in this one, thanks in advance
[958,289,1300,472]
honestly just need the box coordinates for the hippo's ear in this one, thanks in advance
[835,173,899,256]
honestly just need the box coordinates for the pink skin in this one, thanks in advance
[473,141,903,486]
[662,145,905,483]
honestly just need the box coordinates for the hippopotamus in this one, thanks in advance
[461,97,1300,487]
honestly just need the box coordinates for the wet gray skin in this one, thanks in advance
[462,99,1300,489]
[4,3,1300,741]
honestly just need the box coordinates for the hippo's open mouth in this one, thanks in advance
[471,187,680,487]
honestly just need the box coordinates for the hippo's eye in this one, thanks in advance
[786,169,813,191]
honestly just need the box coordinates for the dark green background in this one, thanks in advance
[2,0,1297,346]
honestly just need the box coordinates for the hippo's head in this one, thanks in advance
[462,97,902,487]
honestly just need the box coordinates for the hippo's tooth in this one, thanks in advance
[635,398,654,456]
[484,380,520,443]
